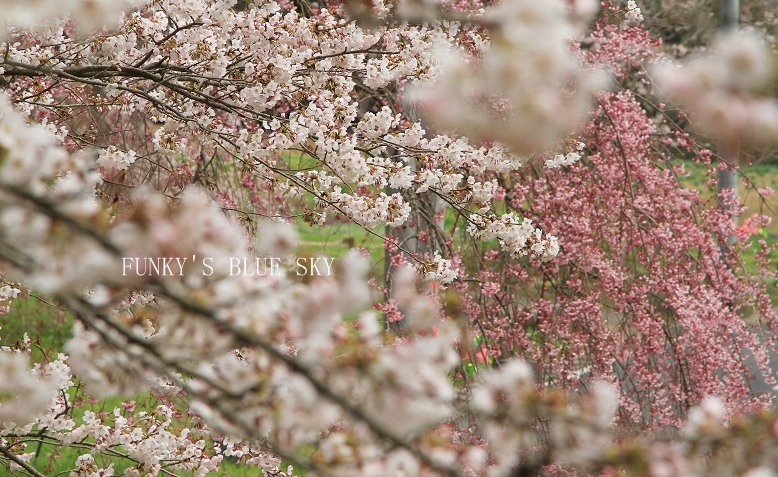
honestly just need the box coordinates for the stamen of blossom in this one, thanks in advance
[418,251,458,285]
[468,213,560,261]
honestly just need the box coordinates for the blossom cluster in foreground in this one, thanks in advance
[653,31,778,145]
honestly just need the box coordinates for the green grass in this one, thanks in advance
[293,214,395,300]
[673,159,778,234]
[295,219,385,266]
[0,293,72,362]
[26,437,269,476]
[27,434,270,477]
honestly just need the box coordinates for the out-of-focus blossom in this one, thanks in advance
[0,0,136,38]
[684,395,727,439]
[653,31,778,145]
[412,0,607,155]
[0,351,58,425]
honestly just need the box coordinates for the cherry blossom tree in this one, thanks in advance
[1,0,778,476]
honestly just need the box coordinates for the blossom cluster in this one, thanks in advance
[0,0,135,38]
[418,251,458,285]
[412,0,607,155]
[0,350,60,425]
[0,284,20,314]
[653,31,778,145]
[467,213,560,261]
[97,146,138,172]
[545,152,582,169]
[621,0,644,29]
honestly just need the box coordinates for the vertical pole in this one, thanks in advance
[720,0,739,33]
[718,0,739,253]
